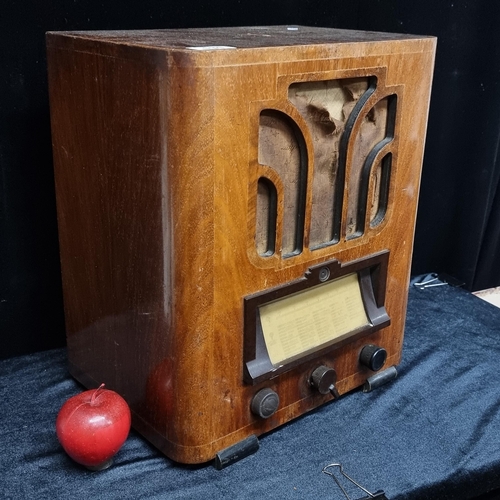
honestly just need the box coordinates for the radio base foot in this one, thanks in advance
[214,434,260,469]
[363,365,398,392]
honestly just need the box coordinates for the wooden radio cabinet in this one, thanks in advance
[47,26,436,465]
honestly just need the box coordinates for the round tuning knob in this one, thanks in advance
[359,344,387,372]
[250,388,280,419]
[310,365,338,395]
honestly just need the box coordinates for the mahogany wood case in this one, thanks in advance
[46,26,436,464]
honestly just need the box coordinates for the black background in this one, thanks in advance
[2,1,500,359]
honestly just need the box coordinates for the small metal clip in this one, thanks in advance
[322,463,389,500]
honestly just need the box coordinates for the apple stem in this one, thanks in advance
[91,383,106,405]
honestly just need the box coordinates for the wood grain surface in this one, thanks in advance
[47,26,436,464]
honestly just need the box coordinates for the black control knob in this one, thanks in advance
[359,344,387,372]
[250,388,280,419]
[311,366,339,396]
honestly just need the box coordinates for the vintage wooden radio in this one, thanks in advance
[47,26,436,466]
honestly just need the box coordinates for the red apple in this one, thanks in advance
[56,384,131,470]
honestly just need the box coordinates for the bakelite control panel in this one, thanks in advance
[47,26,436,464]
